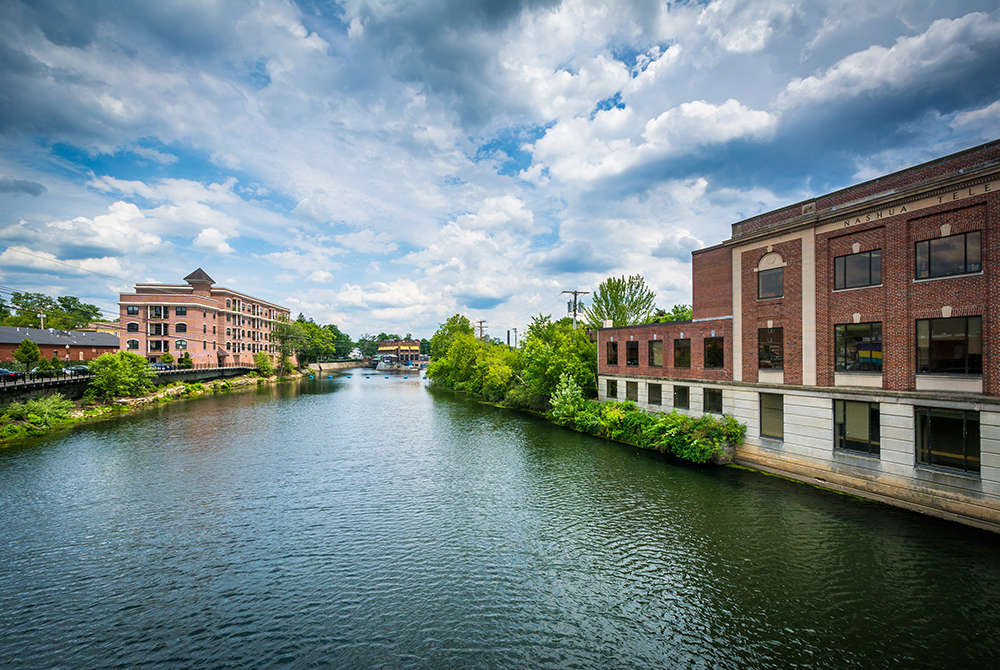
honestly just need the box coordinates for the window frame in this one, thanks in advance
[625,341,639,367]
[648,340,663,367]
[704,337,724,369]
[915,316,982,375]
[673,385,689,409]
[674,339,691,368]
[606,379,618,399]
[758,328,783,370]
[834,322,883,372]
[648,383,662,405]
[175,306,188,316]
[704,388,723,414]
[758,267,783,299]
[125,305,139,316]
[916,407,980,474]
[606,341,618,366]
[834,249,882,290]
[915,230,982,280]
[126,339,139,350]
[834,400,880,456]
[759,393,783,439]
[625,381,638,402]
[175,323,187,333]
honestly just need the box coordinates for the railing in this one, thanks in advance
[0,364,258,389]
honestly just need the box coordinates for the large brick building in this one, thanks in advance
[598,139,1000,531]
[0,326,120,364]
[118,269,291,368]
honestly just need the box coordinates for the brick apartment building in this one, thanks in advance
[598,139,1000,531]
[377,339,421,363]
[119,269,292,368]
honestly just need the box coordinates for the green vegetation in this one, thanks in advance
[583,274,657,330]
[160,352,174,365]
[0,394,76,439]
[0,292,102,330]
[87,352,156,399]
[178,352,193,369]
[295,315,353,363]
[651,304,693,322]
[254,351,274,376]
[12,338,41,366]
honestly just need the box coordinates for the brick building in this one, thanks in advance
[0,326,120,363]
[598,139,1000,531]
[118,269,292,367]
[377,339,421,363]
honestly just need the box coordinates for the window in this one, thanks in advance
[149,340,162,352]
[758,328,783,370]
[704,337,724,368]
[607,341,618,365]
[226,299,232,308]
[176,339,187,350]
[151,306,163,319]
[626,381,638,402]
[704,388,723,414]
[648,383,662,405]
[226,327,231,337]
[226,342,231,351]
[213,341,216,350]
[648,340,663,367]
[916,231,981,279]
[127,322,139,333]
[126,339,139,350]
[126,306,139,316]
[758,267,783,299]
[203,341,206,349]
[916,316,981,374]
[759,393,783,439]
[213,325,216,335]
[674,339,691,367]
[606,379,618,399]
[626,341,639,366]
[151,323,163,336]
[835,400,880,456]
[916,407,979,473]
[835,250,881,290]
[834,323,882,372]
[176,306,188,316]
[203,324,207,334]
[674,386,689,409]
[227,314,231,323]
[176,323,187,333]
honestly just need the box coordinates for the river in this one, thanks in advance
[1,372,998,669]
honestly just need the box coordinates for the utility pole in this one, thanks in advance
[512,327,517,348]
[37,312,45,329]
[561,290,590,329]
[475,320,487,341]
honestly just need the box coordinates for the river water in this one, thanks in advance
[1,372,998,669]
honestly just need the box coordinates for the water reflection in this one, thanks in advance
[0,371,998,669]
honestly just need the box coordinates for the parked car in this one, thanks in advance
[0,368,25,382]
[148,363,171,370]
[66,365,90,376]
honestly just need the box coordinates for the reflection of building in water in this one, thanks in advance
[598,139,1000,532]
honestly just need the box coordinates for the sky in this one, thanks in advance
[1,0,999,340]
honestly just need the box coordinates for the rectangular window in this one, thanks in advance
[835,400,880,456]
[704,337,724,368]
[674,339,691,367]
[916,407,980,473]
[834,250,882,290]
[760,393,783,439]
[916,316,982,374]
[834,322,883,372]
[606,341,618,365]
[150,306,162,319]
[704,388,723,414]
[151,323,163,336]
[915,231,981,279]
[673,386,689,409]
[758,267,783,299]
[626,381,638,402]
[126,306,139,316]
[648,383,662,405]
[626,341,639,366]
[648,340,663,367]
[162,340,169,351]
[175,306,188,316]
[149,340,162,352]
[606,379,618,399]
[758,328,783,370]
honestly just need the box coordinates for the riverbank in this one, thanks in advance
[0,371,302,444]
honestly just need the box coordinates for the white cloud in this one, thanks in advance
[193,227,235,254]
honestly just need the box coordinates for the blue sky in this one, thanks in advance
[1,0,999,340]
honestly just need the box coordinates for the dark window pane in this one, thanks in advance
[758,268,783,299]
[648,383,662,405]
[967,231,981,272]
[917,408,980,473]
[607,341,618,365]
[649,340,663,367]
[704,388,723,413]
[758,328,783,369]
[607,380,617,398]
[626,341,639,366]
[674,339,691,367]
[704,337,724,368]
[969,316,982,374]
[626,381,638,402]
[845,253,870,288]
[871,250,882,285]
[674,386,689,408]
[834,256,845,290]
[835,322,882,372]
[835,400,880,456]
[760,393,783,438]
[930,235,965,278]
[916,240,929,279]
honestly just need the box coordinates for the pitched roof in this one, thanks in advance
[183,268,215,284]
[0,326,120,348]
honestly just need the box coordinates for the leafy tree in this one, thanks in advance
[2,292,101,329]
[355,333,379,358]
[0,297,10,321]
[55,296,102,328]
[651,304,693,322]
[13,339,41,366]
[160,352,174,365]
[583,274,656,330]
[87,352,156,399]
[50,353,61,370]
[430,314,474,359]
[254,351,274,376]
[513,315,597,410]
[273,316,305,377]
[420,338,431,355]
[178,352,193,369]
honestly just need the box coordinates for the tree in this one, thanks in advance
[651,304,693,322]
[430,314,474,359]
[254,351,274,376]
[272,316,305,377]
[178,352,193,368]
[12,339,41,367]
[583,274,657,330]
[160,352,174,365]
[355,333,379,358]
[2,292,102,329]
[87,352,156,399]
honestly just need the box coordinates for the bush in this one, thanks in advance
[253,352,274,376]
[549,373,586,425]
[87,352,156,399]
[1,394,75,427]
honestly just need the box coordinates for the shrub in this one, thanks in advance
[1,394,75,427]
[87,352,156,399]
[549,373,586,425]
[254,352,274,377]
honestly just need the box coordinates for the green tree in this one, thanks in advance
[273,316,305,377]
[583,274,657,330]
[254,351,274,376]
[430,314,474,359]
[160,352,174,365]
[2,292,102,329]
[50,353,61,370]
[354,333,379,358]
[178,352,193,368]
[651,304,692,322]
[12,339,41,366]
[87,352,156,399]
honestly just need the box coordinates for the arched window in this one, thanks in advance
[127,322,139,332]
[226,298,231,308]
[126,339,139,350]
[757,252,785,299]
[226,342,231,351]
[176,323,187,333]
[176,340,187,350]
[203,324,207,334]
[226,327,231,336]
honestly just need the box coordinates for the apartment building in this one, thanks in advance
[119,269,291,367]
[598,139,1000,531]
